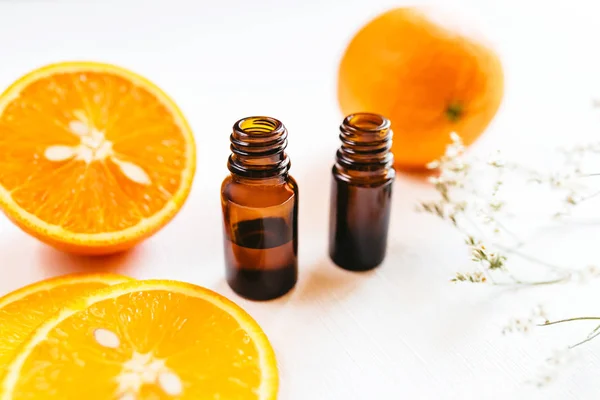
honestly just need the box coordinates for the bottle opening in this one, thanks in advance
[343,113,390,133]
[228,116,290,178]
[235,117,283,136]
[334,112,394,180]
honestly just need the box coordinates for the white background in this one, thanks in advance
[2,0,600,398]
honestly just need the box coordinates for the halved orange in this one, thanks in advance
[0,273,131,369]
[1,280,279,399]
[0,61,196,254]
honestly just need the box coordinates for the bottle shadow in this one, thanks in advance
[292,258,373,305]
[208,258,370,308]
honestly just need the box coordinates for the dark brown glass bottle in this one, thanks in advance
[328,113,395,272]
[221,116,299,301]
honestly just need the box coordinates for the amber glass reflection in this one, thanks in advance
[221,117,298,301]
[328,113,395,272]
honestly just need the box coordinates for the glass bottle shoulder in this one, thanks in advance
[221,174,298,209]
[331,164,395,188]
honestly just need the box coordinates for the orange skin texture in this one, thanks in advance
[337,7,504,170]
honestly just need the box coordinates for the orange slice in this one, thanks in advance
[0,273,131,369]
[0,61,196,254]
[1,280,279,399]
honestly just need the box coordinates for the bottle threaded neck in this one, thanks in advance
[228,116,290,179]
[334,113,394,182]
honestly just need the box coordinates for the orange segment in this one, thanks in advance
[0,273,131,369]
[1,280,278,400]
[0,61,196,254]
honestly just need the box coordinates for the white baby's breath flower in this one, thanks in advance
[449,131,462,143]
[417,132,600,287]
[419,112,600,387]
[426,160,440,169]
[428,176,440,185]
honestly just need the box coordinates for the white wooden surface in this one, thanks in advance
[2,0,600,398]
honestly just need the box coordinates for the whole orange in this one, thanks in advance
[337,7,504,170]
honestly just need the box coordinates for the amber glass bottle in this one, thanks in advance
[328,113,395,272]
[221,116,299,301]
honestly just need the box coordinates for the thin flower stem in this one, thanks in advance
[540,317,600,327]
[454,217,574,285]
[461,214,488,239]
[541,320,600,349]
[495,245,577,274]
[479,266,497,284]
[578,189,600,203]
[491,276,570,287]
[462,212,522,252]
[585,324,600,339]
[570,330,600,349]
[492,218,524,246]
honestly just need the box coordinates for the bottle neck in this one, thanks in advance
[227,116,291,181]
[333,113,395,183]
